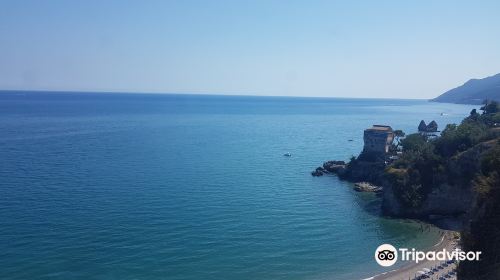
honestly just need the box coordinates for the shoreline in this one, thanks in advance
[365,231,458,280]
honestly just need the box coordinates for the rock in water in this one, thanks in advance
[311,170,323,176]
[322,160,346,173]
[353,182,382,192]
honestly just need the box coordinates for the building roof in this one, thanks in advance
[366,125,393,132]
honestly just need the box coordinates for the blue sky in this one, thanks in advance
[0,0,499,98]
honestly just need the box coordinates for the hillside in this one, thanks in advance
[316,100,500,278]
[431,73,500,104]
[382,101,500,279]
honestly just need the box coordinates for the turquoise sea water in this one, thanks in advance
[0,92,477,280]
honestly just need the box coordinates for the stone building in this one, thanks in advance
[363,125,394,154]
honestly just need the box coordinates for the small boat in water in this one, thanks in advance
[283,152,292,157]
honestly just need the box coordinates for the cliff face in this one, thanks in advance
[382,141,495,219]
[382,181,474,219]
[327,103,500,278]
[338,158,386,185]
[380,102,500,278]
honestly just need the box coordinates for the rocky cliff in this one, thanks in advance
[337,154,386,185]
[314,101,500,278]
[382,140,496,220]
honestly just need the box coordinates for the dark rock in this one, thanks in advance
[322,160,346,173]
[311,170,323,176]
[418,120,427,132]
[427,120,438,132]
[317,157,385,184]
[338,159,385,185]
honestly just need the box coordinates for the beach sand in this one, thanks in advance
[367,231,459,280]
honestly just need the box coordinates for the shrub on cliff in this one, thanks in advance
[400,134,427,152]
[385,167,424,208]
[382,100,500,278]
[480,100,499,114]
[385,100,498,212]
[458,140,500,280]
[470,140,500,195]
[386,136,445,207]
[434,120,491,157]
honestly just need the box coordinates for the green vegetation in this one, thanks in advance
[386,136,444,208]
[384,101,499,208]
[457,139,500,280]
[382,100,500,279]
[434,118,492,157]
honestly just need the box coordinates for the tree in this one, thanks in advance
[480,100,499,114]
[435,121,490,157]
[401,133,426,152]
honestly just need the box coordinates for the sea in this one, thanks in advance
[0,91,477,280]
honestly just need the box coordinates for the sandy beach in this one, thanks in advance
[367,231,459,280]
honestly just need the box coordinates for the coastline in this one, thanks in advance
[1,94,479,280]
[365,231,458,280]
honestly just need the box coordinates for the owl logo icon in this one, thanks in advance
[375,244,398,266]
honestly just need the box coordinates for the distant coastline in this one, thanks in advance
[431,73,500,105]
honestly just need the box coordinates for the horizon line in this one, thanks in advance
[0,89,432,101]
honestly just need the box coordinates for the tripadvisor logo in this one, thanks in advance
[374,244,482,267]
[375,244,398,267]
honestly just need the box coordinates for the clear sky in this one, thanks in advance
[0,0,499,98]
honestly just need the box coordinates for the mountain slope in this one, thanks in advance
[431,73,500,104]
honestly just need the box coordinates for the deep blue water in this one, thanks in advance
[0,92,477,280]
